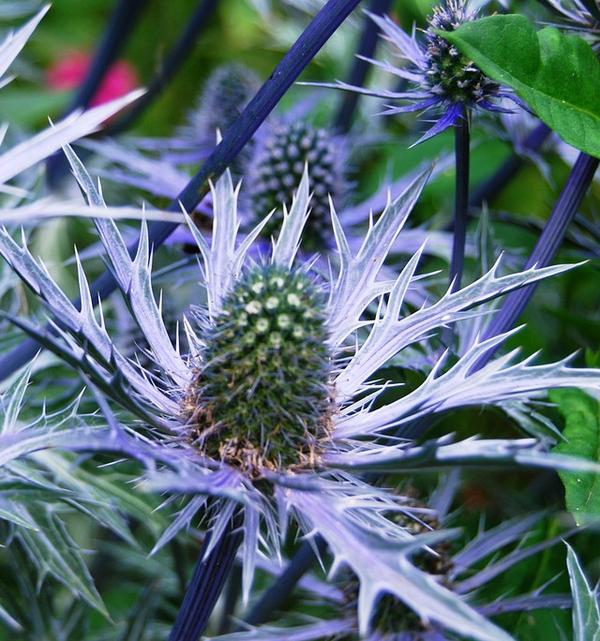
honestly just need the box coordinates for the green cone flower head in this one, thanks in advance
[187,264,332,476]
[250,121,344,248]
[424,0,500,105]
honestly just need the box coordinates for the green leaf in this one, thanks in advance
[551,388,600,525]
[566,543,600,641]
[439,15,600,158]
[16,505,108,618]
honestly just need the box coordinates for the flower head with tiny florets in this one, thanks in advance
[185,264,332,475]
[423,1,500,107]
[316,1,519,143]
[3,147,600,641]
[250,121,347,248]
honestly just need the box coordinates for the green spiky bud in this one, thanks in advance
[188,63,261,176]
[250,122,344,249]
[425,1,499,105]
[187,264,331,476]
[191,63,260,139]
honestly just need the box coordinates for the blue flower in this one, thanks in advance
[315,1,520,143]
[1,148,600,640]
[205,488,572,641]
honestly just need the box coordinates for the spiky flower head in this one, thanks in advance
[5,150,600,641]
[184,63,261,177]
[318,1,517,143]
[190,63,261,141]
[423,0,500,108]
[207,495,572,641]
[250,121,345,247]
[186,264,331,475]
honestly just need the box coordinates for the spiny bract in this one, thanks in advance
[186,264,331,475]
[251,121,343,246]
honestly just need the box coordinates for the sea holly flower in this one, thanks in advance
[82,116,457,263]
[315,1,519,143]
[134,63,262,169]
[83,63,261,189]
[248,120,348,248]
[2,148,600,640]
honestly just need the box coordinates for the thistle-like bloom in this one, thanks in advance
[83,63,261,199]
[249,120,348,247]
[165,62,261,168]
[3,149,600,640]
[318,1,517,143]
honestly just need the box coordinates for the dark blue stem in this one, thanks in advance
[449,107,470,291]
[0,0,364,384]
[105,0,220,136]
[332,0,394,133]
[474,152,599,369]
[46,0,148,186]
[168,513,242,641]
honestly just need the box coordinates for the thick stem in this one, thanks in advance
[0,0,364,383]
[474,152,599,369]
[332,0,394,133]
[242,537,327,627]
[449,108,470,291]
[105,0,219,136]
[168,513,243,641]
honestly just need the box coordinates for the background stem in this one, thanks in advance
[332,0,393,133]
[474,152,599,369]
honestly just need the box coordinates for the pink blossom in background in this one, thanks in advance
[46,51,138,106]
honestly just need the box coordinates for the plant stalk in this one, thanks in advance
[332,0,393,133]
[168,513,243,641]
[474,152,599,369]
[449,106,470,291]
[242,537,327,627]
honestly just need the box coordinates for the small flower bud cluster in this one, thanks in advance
[191,63,260,140]
[424,0,500,106]
[189,264,331,475]
[188,63,260,176]
[251,122,343,247]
